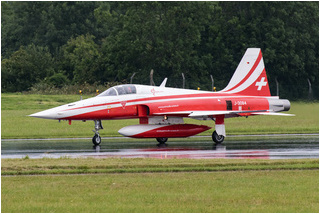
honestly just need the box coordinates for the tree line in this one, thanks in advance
[1,1,318,100]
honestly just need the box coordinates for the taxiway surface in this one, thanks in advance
[1,134,318,159]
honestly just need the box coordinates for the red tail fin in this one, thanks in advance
[221,48,271,96]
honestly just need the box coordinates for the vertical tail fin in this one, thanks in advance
[221,48,271,96]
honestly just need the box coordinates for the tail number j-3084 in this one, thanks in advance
[234,101,247,105]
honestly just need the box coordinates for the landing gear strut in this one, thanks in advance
[212,115,225,144]
[92,120,103,146]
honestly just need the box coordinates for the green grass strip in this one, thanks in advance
[2,170,318,213]
[2,158,318,176]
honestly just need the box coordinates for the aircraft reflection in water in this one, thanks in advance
[30,48,294,146]
[90,146,270,160]
[2,135,318,159]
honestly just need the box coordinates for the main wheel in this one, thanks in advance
[92,134,101,146]
[156,137,168,144]
[212,131,224,144]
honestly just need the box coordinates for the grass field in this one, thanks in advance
[2,158,318,175]
[1,158,319,213]
[1,93,319,139]
[1,170,318,213]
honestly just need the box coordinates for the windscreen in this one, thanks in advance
[97,85,136,97]
[97,87,117,97]
[115,85,136,95]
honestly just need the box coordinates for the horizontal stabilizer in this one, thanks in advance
[251,112,295,116]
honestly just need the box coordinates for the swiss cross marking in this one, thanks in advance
[255,77,267,91]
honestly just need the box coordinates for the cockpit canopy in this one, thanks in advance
[97,85,137,97]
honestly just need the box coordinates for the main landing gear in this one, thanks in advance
[212,131,224,144]
[156,137,168,147]
[154,131,224,147]
[212,115,226,144]
[92,120,103,146]
[90,120,225,146]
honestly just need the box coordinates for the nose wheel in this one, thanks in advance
[92,120,103,145]
[92,134,101,145]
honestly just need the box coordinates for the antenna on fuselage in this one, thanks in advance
[160,78,168,87]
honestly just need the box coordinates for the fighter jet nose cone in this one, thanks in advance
[28,109,58,119]
[29,111,47,119]
[28,113,37,117]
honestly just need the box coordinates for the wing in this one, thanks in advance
[153,110,295,117]
[188,110,271,117]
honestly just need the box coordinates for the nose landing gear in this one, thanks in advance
[92,120,103,146]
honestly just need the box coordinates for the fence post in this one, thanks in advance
[307,78,313,100]
[210,75,214,91]
[130,72,136,84]
[150,69,155,86]
[275,77,279,96]
[181,73,185,89]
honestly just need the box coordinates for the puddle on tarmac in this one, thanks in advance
[1,134,318,159]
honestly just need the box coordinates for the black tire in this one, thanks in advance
[156,137,168,144]
[212,131,224,144]
[92,134,101,146]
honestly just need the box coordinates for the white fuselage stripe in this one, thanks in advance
[225,59,265,93]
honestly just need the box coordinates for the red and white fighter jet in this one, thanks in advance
[30,48,293,146]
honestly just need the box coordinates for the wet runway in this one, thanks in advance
[1,134,319,159]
